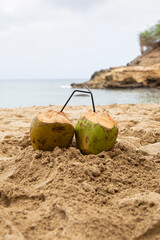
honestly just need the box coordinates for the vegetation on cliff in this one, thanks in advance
[139,20,160,54]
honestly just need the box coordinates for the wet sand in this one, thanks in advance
[0,104,160,240]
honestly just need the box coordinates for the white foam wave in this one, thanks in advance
[60,85,71,89]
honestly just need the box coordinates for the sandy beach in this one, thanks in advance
[0,103,160,240]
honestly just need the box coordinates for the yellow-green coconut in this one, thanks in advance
[75,110,118,155]
[30,110,74,151]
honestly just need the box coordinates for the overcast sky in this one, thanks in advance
[0,0,159,79]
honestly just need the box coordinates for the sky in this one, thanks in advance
[0,0,160,79]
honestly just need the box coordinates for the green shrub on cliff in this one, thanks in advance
[139,20,160,54]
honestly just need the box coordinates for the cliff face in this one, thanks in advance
[128,46,160,67]
[71,46,160,89]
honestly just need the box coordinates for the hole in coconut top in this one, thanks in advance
[85,110,117,129]
[37,110,72,124]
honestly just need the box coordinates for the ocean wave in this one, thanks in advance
[60,85,71,89]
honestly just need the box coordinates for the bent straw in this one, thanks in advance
[60,85,96,112]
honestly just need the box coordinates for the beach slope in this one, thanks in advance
[0,104,160,240]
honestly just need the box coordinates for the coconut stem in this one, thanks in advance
[60,85,96,112]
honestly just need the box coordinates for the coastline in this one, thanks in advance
[71,63,160,89]
[0,103,160,239]
[71,47,160,90]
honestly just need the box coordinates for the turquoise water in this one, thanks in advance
[0,79,160,108]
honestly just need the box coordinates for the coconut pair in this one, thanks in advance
[30,87,118,155]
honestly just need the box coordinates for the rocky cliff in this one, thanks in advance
[71,46,160,89]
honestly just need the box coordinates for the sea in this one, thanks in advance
[0,79,160,108]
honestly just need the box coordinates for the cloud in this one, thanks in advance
[0,0,159,35]
[46,0,107,12]
[0,0,86,35]
[0,0,160,78]
[0,0,36,16]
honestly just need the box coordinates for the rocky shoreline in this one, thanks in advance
[71,46,160,89]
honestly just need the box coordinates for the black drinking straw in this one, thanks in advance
[60,85,96,112]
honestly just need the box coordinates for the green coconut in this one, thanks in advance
[30,110,74,151]
[75,110,118,155]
